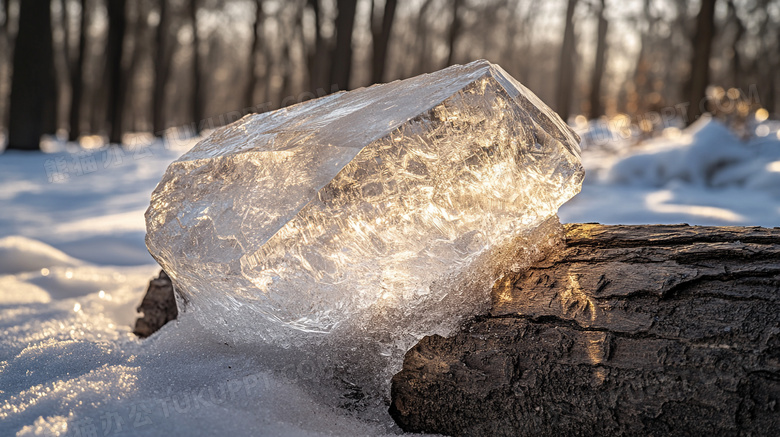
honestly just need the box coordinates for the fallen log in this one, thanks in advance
[390,223,780,436]
[133,270,177,338]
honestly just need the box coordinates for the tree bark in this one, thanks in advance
[7,0,57,150]
[330,0,358,92]
[391,223,780,436]
[370,0,397,84]
[588,0,607,118]
[134,270,178,338]
[555,0,578,122]
[686,0,716,125]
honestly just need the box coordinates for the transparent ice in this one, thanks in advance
[145,60,583,390]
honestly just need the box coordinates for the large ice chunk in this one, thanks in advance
[146,60,583,352]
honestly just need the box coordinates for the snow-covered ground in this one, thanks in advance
[1,117,779,436]
[560,116,780,227]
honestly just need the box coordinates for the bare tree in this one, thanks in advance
[105,0,128,144]
[726,0,745,89]
[686,0,716,125]
[190,0,204,132]
[589,0,608,118]
[307,0,330,93]
[153,0,171,135]
[445,0,463,67]
[413,0,434,75]
[7,0,56,150]
[246,0,264,109]
[555,0,578,121]
[125,0,148,133]
[330,0,358,91]
[370,0,398,84]
[68,0,89,141]
[1,0,8,37]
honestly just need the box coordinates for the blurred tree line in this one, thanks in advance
[0,0,777,150]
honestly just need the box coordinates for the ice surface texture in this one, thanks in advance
[145,60,583,355]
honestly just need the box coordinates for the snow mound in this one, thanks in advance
[607,116,767,188]
[0,236,83,275]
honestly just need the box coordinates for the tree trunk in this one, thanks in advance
[413,0,434,75]
[391,223,780,436]
[686,0,716,125]
[2,0,9,37]
[7,0,56,150]
[370,0,397,84]
[329,0,358,92]
[306,0,329,94]
[189,0,203,133]
[445,0,462,67]
[153,0,171,136]
[68,0,88,142]
[555,0,578,122]
[60,0,71,63]
[246,0,263,109]
[125,1,146,133]
[105,0,127,145]
[588,0,607,118]
[727,0,744,90]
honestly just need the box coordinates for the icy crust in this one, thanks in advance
[145,60,583,384]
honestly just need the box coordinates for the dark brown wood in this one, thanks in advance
[391,223,780,436]
[134,270,178,338]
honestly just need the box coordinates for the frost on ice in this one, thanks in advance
[145,60,583,371]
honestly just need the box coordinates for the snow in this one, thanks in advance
[560,116,780,227]
[1,140,404,436]
[1,116,778,436]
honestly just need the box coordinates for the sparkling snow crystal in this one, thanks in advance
[145,60,583,366]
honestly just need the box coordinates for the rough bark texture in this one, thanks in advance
[391,223,780,436]
[134,270,178,338]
